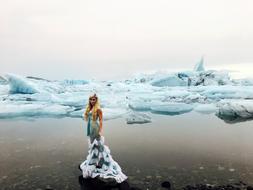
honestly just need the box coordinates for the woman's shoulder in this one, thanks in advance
[97,108,102,113]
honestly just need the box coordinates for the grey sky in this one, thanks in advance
[1,0,252,80]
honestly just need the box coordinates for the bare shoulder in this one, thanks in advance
[97,108,103,120]
[97,108,103,114]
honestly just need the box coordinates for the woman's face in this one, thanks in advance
[89,97,97,106]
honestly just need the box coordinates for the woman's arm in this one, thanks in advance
[97,108,103,134]
[83,112,88,121]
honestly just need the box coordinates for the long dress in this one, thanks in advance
[80,110,128,183]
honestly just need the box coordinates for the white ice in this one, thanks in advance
[125,111,152,124]
[150,102,194,115]
[0,61,253,123]
[217,100,253,119]
[5,73,40,94]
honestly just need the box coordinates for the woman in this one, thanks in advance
[79,93,128,183]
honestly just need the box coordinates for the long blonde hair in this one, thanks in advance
[84,93,101,121]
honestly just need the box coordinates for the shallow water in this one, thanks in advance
[0,112,253,190]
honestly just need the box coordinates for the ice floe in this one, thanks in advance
[150,102,194,115]
[0,60,253,123]
[126,111,152,124]
[216,100,253,123]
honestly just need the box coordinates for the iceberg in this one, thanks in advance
[128,99,152,111]
[194,104,218,114]
[150,74,187,87]
[61,79,89,85]
[146,59,230,87]
[150,103,194,115]
[0,60,252,123]
[194,57,205,72]
[200,85,253,100]
[102,108,130,120]
[232,78,253,86]
[125,111,152,124]
[5,73,40,94]
[0,76,8,85]
[0,101,74,119]
[216,100,253,123]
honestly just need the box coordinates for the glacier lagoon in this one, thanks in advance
[1,63,253,189]
[1,61,253,123]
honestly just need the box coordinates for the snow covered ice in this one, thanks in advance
[216,100,253,123]
[1,60,253,124]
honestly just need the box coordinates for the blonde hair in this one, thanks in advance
[84,93,101,121]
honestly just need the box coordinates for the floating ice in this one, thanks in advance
[194,57,205,72]
[216,100,253,123]
[5,73,39,94]
[200,85,253,100]
[126,112,152,124]
[128,99,152,111]
[194,104,218,114]
[141,60,231,87]
[102,108,130,120]
[0,101,74,119]
[150,74,187,87]
[61,79,89,85]
[0,76,8,85]
[232,78,253,86]
[150,103,194,115]
[0,60,253,123]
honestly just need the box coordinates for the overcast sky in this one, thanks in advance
[1,0,252,80]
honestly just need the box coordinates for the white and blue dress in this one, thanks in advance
[80,110,127,183]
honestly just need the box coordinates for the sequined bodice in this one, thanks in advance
[87,110,99,136]
[88,111,99,121]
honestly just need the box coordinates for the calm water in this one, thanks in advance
[0,113,253,190]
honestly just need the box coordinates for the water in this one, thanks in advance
[0,112,253,190]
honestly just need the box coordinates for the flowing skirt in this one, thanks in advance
[80,135,128,183]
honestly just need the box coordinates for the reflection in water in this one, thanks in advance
[216,112,253,124]
[78,175,173,190]
[78,175,134,190]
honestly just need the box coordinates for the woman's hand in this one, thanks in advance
[98,130,102,136]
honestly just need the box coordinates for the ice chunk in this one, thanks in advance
[0,102,74,119]
[101,108,130,120]
[216,100,253,123]
[1,69,253,122]
[194,104,218,114]
[5,73,39,94]
[0,85,9,95]
[126,112,152,124]
[128,99,151,111]
[69,109,85,118]
[0,76,8,85]
[61,79,89,85]
[194,57,205,72]
[150,74,187,87]
[200,85,253,100]
[232,78,253,86]
[150,102,194,115]
[190,70,231,86]
[184,93,208,104]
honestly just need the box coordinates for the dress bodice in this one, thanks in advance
[88,111,99,121]
[87,110,99,137]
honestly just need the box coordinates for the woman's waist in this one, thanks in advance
[89,120,99,125]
